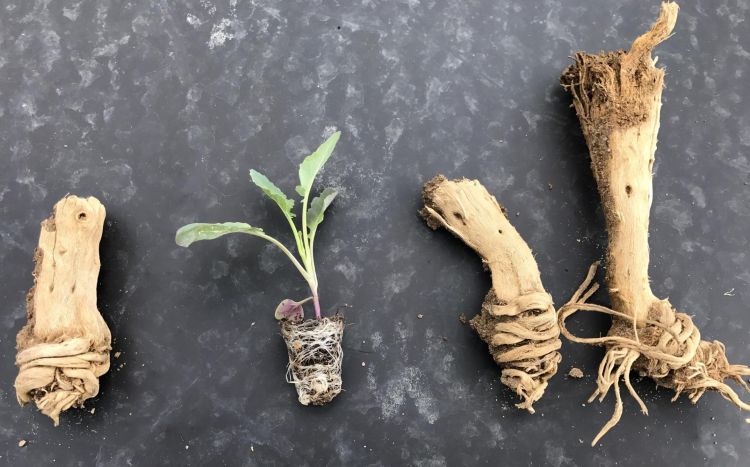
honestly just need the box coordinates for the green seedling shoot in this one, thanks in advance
[175,131,341,320]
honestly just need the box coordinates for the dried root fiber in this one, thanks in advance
[280,316,344,406]
[15,195,111,426]
[559,2,750,444]
[421,175,561,412]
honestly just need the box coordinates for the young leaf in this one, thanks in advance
[176,222,311,281]
[175,222,264,247]
[274,297,311,321]
[250,170,295,218]
[307,188,338,233]
[295,131,341,197]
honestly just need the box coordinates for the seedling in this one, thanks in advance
[176,131,346,405]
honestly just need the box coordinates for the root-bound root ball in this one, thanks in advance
[421,175,561,412]
[559,2,750,444]
[280,316,344,406]
[15,195,111,426]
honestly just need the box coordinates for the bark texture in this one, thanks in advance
[559,2,750,445]
[15,195,111,425]
[421,175,561,412]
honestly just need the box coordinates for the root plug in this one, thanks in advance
[280,316,344,405]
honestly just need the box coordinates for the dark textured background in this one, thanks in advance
[1,0,749,465]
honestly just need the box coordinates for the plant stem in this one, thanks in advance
[306,276,321,319]
[301,192,311,259]
[286,216,307,263]
[312,292,321,320]
[308,231,318,281]
[302,199,322,319]
[560,5,676,323]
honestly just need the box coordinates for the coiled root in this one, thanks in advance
[280,316,344,406]
[559,263,750,445]
[15,338,110,426]
[471,290,561,413]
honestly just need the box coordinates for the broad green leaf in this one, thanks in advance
[175,222,264,247]
[307,188,338,233]
[250,169,295,218]
[295,131,341,197]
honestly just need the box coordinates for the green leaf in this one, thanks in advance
[175,222,264,247]
[250,169,295,218]
[295,131,341,197]
[307,188,338,233]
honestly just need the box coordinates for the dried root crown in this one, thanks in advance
[15,195,111,426]
[421,175,561,412]
[560,2,678,131]
[280,316,344,406]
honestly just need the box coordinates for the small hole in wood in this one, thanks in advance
[625,185,632,196]
[453,212,463,220]
[78,212,87,220]
[498,229,503,234]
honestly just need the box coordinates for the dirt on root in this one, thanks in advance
[568,367,584,379]
[280,316,345,406]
